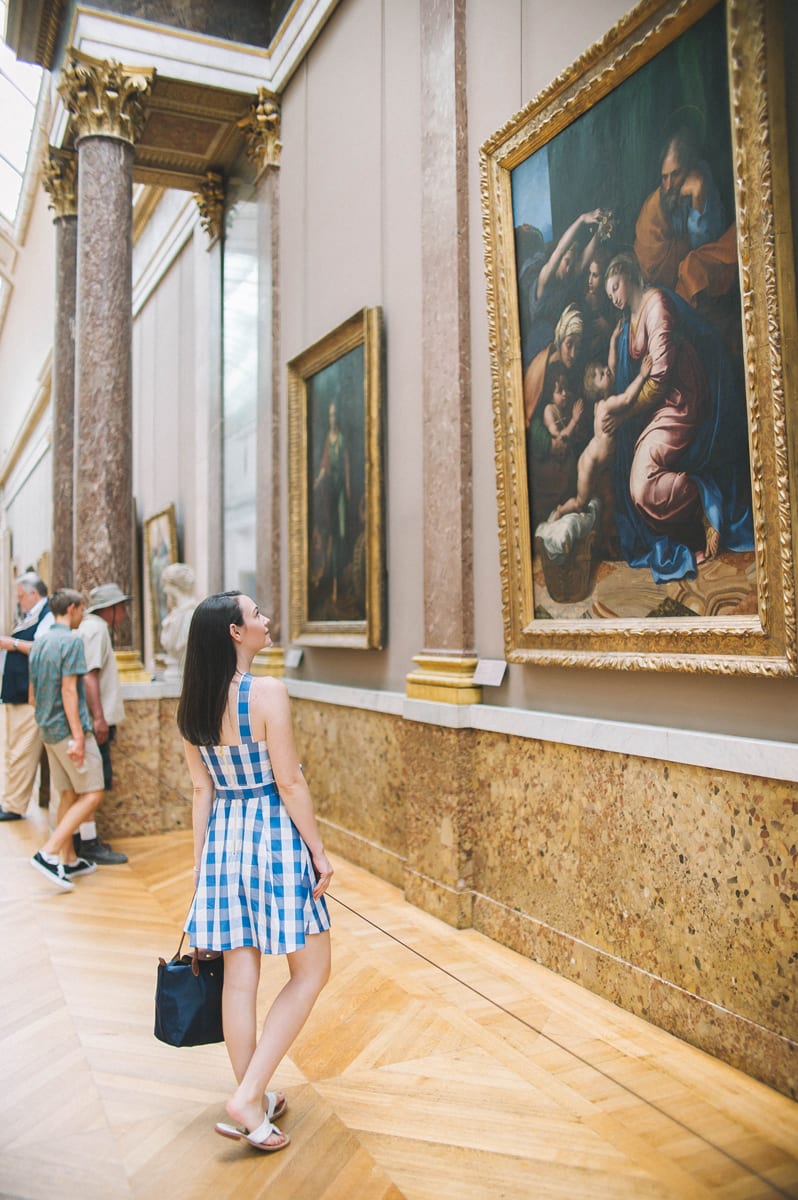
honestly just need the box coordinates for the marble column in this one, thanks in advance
[405,0,481,705]
[402,0,478,930]
[239,90,285,678]
[58,51,153,673]
[41,148,78,589]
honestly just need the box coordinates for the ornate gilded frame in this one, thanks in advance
[288,307,385,649]
[481,0,798,674]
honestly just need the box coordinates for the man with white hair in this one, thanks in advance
[0,572,53,820]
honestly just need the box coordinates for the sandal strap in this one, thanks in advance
[247,1116,280,1145]
[265,1091,279,1119]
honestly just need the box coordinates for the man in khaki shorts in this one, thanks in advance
[74,583,130,864]
[27,589,106,891]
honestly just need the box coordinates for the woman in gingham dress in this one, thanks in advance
[177,592,333,1153]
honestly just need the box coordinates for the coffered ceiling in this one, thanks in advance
[7,0,340,190]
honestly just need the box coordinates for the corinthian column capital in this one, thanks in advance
[42,147,78,219]
[237,88,282,178]
[58,48,154,145]
[193,171,225,246]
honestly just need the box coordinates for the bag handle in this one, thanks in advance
[156,891,195,969]
[159,885,223,976]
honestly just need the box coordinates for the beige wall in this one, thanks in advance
[278,0,425,691]
[132,228,197,551]
[0,187,54,464]
[3,440,51,577]
[0,184,55,577]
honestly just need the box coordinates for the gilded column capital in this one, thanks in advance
[193,171,225,246]
[237,88,282,178]
[42,147,78,219]
[58,48,154,145]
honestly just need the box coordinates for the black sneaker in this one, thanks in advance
[63,857,98,878]
[75,836,128,865]
[31,851,75,890]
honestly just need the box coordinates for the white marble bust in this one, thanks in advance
[160,563,198,678]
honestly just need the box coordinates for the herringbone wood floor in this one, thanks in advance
[1,807,796,1200]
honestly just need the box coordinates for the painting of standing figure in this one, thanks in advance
[481,0,798,674]
[308,355,361,621]
[288,307,385,650]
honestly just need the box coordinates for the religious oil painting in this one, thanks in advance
[480,0,798,674]
[288,307,385,649]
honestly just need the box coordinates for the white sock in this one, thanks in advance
[79,822,97,841]
[41,851,59,864]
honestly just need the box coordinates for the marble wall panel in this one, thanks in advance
[582,754,796,1041]
[96,696,190,838]
[647,974,796,1101]
[401,721,476,928]
[291,700,406,864]
[156,697,188,796]
[157,697,192,832]
[471,731,604,931]
[472,731,796,1052]
[402,722,475,888]
[99,697,161,837]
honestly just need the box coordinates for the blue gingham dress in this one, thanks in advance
[185,673,330,954]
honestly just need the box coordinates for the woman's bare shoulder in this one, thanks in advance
[249,674,289,711]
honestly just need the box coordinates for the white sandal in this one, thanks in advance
[243,1115,290,1153]
[214,1091,288,1141]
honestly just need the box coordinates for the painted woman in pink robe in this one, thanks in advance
[603,253,752,581]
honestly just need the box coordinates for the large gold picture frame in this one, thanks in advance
[481,0,797,674]
[288,307,385,649]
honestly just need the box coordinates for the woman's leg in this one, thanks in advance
[225,931,331,1141]
[222,946,261,1081]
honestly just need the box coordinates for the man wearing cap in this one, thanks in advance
[0,572,54,820]
[74,583,130,865]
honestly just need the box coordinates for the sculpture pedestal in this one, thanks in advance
[115,649,150,683]
[251,647,285,677]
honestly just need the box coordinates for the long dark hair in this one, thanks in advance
[176,591,243,745]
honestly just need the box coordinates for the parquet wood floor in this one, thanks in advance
[1,807,796,1199]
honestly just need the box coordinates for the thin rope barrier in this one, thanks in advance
[327,891,793,1200]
